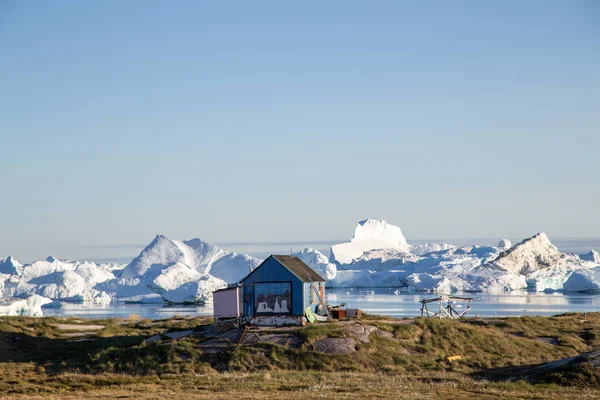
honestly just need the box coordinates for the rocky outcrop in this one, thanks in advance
[311,337,358,355]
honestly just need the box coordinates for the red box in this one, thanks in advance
[331,309,346,319]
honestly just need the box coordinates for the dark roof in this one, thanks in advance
[272,255,325,282]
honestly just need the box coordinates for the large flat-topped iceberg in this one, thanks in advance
[330,219,410,264]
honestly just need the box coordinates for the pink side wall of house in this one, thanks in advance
[213,287,241,318]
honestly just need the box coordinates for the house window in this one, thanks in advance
[254,282,291,315]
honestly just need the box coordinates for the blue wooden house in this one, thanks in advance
[213,255,326,320]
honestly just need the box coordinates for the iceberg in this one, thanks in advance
[3,220,597,299]
[294,248,337,280]
[404,273,452,293]
[96,278,161,303]
[324,229,573,293]
[497,239,512,250]
[330,219,411,264]
[0,256,23,276]
[490,233,564,275]
[15,259,117,303]
[98,235,250,303]
[2,234,259,305]
[120,235,260,283]
[145,262,227,304]
[580,250,600,264]
[563,267,600,293]
[327,269,407,288]
[410,243,456,256]
[345,249,420,272]
[0,295,52,316]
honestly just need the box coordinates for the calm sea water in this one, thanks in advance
[41,288,600,320]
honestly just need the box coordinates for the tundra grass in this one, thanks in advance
[1,313,600,398]
[1,369,598,399]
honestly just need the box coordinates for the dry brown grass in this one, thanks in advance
[2,370,599,400]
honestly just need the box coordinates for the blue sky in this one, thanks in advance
[1,1,599,262]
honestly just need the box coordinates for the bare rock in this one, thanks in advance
[242,333,303,348]
[145,334,162,343]
[342,323,378,343]
[163,330,195,340]
[374,329,394,339]
[311,337,357,355]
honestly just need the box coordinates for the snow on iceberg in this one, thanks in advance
[330,219,411,264]
[0,295,52,316]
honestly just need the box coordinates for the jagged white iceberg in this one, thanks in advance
[121,235,260,283]
[294,248,337,280]
[0,295,52,316]
[146,262,227,304]
[330,219,411,264]
[100,235,251,303]
[1,235,258,305]
[490,233,564,275]
[0,256,23,276]
[580,250,600,264]
[15,258,116,303]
